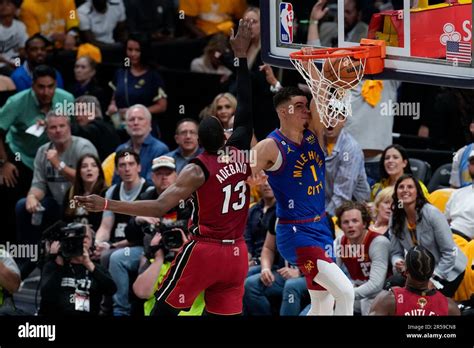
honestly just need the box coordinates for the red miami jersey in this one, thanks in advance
[392,287,449,316]
[340,230,381,282]
[189,147,251,240]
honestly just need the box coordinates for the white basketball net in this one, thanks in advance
[291,55,366,128]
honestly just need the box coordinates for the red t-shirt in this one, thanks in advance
[392,287,449,316]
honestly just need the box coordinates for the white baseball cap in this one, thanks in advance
[151,156,176,171]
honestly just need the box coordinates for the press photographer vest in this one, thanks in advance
[110,181,149,242]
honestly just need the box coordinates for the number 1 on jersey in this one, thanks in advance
[221,181,247,214]
[310,165,318,182]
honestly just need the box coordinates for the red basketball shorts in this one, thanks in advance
[154,238,248,315]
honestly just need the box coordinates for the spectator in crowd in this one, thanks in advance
[245,180,276,268]
[0,65,74,243]
[39,225,117,316]
[0,250,21,313]
[0,0,27,75]
[244,214,307,316]
[71,95,120,161]
[450,141,474,189]
[125,0,176,41]
[324,115,370,216]
[371,144,429,200]
[307,0,370,47]
[190,33,233,81]
[114,155,192,316]
[10,34,65,91]
[107,33,167,138]
[335,201,390,315]
[445,152,474,242]
[112,105,169,185]
[389,174,467,297]
[63,154,107,231]
[93,150,150,264]
[165,118,202,173]
[78,0,127,46]
[15,112,98,277]
[70,56,109,115]
[369,186,393,237]
[0,74,15,90]
[207,92,236,133]
[20,0,79,48]
[179,0,247,38]
[370,245,461,316]
[445,151,474,304]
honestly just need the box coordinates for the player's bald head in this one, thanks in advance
[199,117,225,154]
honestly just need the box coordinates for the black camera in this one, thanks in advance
[43,222,86,259]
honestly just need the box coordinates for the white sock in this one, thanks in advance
[313,259,355,315]
[307,290,334,315]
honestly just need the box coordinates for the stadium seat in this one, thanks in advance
[427,163,452,192]
[409,158,432,184]
[428,188,454,213]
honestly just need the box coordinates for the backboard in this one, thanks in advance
[261,0,474,88]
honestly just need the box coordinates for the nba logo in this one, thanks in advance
[280,2,293,44]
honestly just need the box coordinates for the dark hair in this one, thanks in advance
[32,65,56,82]
[336,201,371,229]
[73,154,105,196]
[379,144,413,180]
[126,32,153,68]
[115,148,141,166]
[405,245,435,282]
[25,33,51,50]
[390,174,428,239]
[175,118,199,134]
[273,87,308,109]
[198,117,225,154]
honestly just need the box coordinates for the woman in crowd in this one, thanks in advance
[369,186,393,237]
[371,144,429,200]
[70,55,108,115]
[389,174,467,297]
[63,154,107,231]
[107,33,167,139]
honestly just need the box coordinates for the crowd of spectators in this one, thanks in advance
[0,0,472,316]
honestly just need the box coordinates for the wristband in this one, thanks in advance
[310,20,319,25]
[261,268,271,273]
[103,199,109,211]
[270,81,282,93]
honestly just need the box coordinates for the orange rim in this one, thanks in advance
[290,46,371,60]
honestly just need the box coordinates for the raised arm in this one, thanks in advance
[226,18,253,151]
[75,164,205,217]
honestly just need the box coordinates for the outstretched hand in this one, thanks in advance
[310,0,329,21]
[74,194,106,212]
[230,18,253,58]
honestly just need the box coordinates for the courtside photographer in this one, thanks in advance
[38,223,116,316]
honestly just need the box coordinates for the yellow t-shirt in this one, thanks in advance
[371,178,430,202]
[20,0,79,38]
[180,0,247,36]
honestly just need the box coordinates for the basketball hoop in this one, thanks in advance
[290,39,386,128]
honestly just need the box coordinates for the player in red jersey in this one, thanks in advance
[75,20,254,316]
[369,245,460,316]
